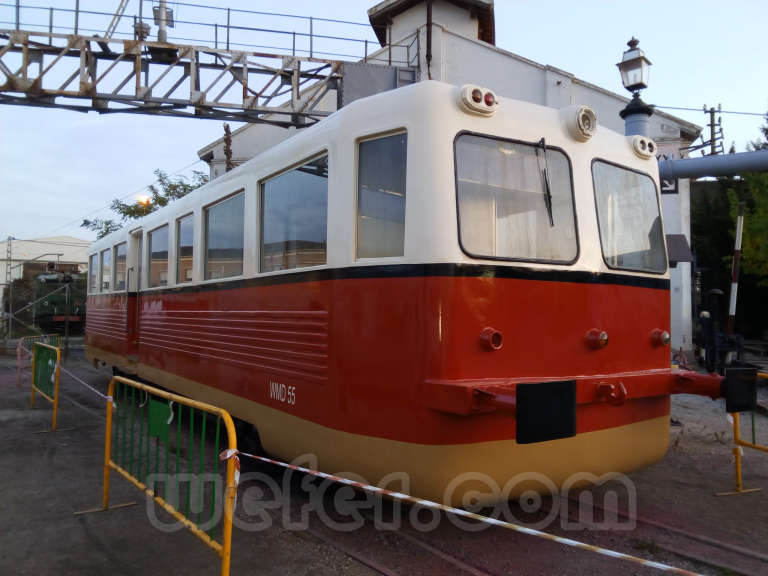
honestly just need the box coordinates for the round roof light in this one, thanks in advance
[561,105,598,142]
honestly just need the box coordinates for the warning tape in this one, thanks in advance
[221,449,702,576]
[59,366,115,407]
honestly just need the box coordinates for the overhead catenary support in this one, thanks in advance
[0,28,346,128]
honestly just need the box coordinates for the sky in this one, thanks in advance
[1,0,767,242]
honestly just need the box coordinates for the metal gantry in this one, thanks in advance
[0,28,343,126]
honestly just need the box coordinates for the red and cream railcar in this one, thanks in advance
[87,80,713,504]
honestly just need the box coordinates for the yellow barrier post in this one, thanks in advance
[29,342,61,431]
[102,376,238,576]
[717,411,768,495]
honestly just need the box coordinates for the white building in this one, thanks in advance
[198,0,699,350]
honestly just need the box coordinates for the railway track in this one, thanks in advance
[239,457,768,576]
[13,356,765,576]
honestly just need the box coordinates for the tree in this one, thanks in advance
[731,171,768,281]
[692,109,768,337]
[81,169,209,239]
[733,110,768,282]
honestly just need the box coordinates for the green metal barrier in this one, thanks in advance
[30,342,60,431]
[17,335,60,387]
[104,376,237,576]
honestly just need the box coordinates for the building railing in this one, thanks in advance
[1,0,418,67]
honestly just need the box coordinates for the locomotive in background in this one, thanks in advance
[3,262,86,336]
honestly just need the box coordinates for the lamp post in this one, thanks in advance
[617,37,654,137]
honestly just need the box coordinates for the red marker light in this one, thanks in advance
[484,92,496,107]
[471,89,483,103]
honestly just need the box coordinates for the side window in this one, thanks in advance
[89,254,99,293]
[100,249,112,291]
[357,132,407,258]
[205,192,244,280]
[148,225,169,288]
[261,155,328,272]
[114,243,127,291]
[176,214,194,284]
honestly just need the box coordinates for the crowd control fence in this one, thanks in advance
[102,376,238,576]
[29,341,60,431]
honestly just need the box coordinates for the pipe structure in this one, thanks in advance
[658,149,768,180]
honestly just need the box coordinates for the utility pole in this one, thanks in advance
[704,104,724,156]
[64,282,71,360]
[224,123,234,172]
[158,0,168,43]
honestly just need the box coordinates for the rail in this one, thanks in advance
[0,1,416,65]
[0,1,419,124]
[102,376,238,576]
[224,448,704,576]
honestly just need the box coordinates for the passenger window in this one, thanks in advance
[100,249,112,291]
[114,243,127,291]
[89,254,99,293]
[261,155,328,272]
[357,132,407,258]
[148,225,169,288]
[176,214,194,284]
[205,192,244,280]
[592,161,666,273]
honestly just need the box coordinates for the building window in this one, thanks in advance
[205,192,244,280]
[592,161,666,273]
[455,134,578,263]
[261,155,328,272]
[100,248,112,291]
[148,225,169,288]
[357,133,407,258]
[176,214,194,284]
[89,254,99,293]
[114,243,127,291]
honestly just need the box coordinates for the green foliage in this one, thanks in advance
[731,172,768,282]
[750,111,768,151]
[80,218,122,239]
[80,169,209,239]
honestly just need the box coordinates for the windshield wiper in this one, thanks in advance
[537,138,555,227]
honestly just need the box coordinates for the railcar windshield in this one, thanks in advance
[455,134,578,263]
[592,161,666,273]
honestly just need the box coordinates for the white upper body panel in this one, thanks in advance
[88,80,667,294]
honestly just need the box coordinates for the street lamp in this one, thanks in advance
[617,37,654,137]
[617,37,651,94]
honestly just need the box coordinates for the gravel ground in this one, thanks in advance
[1,351,767,576]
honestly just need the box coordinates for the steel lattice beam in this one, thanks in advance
[0,29,342,126]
